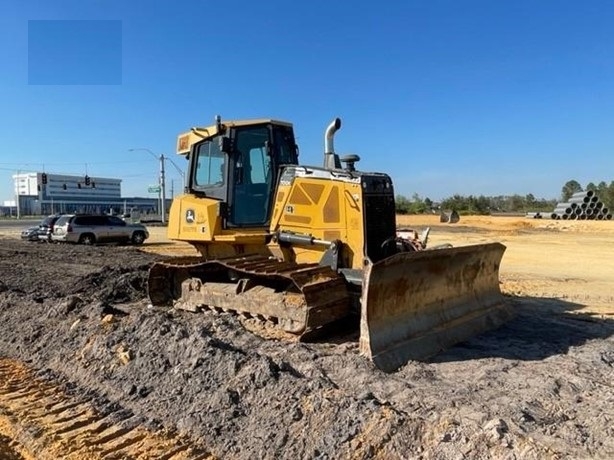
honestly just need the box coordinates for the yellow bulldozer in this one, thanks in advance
[148,117,512,372]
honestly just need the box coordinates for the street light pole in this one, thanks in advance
[160,154,166,224]
[15,170,21,219]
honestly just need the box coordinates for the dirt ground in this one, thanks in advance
[0,215,612,459]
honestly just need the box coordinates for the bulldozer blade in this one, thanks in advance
[359,243,512,372]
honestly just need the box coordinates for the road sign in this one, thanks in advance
[148,185,161,193]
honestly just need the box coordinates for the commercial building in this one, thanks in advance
[9,172,167,216]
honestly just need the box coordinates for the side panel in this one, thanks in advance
[167,194,223,241]
[167,194,268,258]
[360,243,513,372]
[269,173,365,268]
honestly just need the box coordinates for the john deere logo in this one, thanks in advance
[178,135,190,151]
[185,209,195,223]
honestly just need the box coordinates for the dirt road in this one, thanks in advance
[0,216,612,459]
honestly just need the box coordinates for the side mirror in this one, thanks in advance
[219,136,233,153]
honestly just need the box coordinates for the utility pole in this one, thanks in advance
[158,190,161,216]
[160,154,166,224]
[15,170,21,219]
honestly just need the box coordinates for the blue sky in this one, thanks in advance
[1,0,614,202]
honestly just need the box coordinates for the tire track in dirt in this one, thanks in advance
[0,432,31,460]
[0,358,213,460]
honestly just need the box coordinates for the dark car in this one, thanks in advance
[52,214,149,245]
[20,225,41,241]
[20,214,63,242]
[37,214,64,242]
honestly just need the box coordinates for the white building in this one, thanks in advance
[8,172,166,217]
[14,172,40,196]
[13,172,121,199]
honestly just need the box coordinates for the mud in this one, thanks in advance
[0,434,27,460]
[0,235,613,459]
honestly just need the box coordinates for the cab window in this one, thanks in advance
[195,140,225,187]
[248,145,270,184]
[274,125,298,165]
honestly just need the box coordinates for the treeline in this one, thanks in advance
[395,178,614,215]
[395,193,556,215]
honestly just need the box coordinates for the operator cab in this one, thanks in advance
[184,119,298,228]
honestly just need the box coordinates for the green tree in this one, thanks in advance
[595,181,614,209]
[606,181,614,210]
[597,181,608,204]
[469,195,490,214]
[561,180,582,201]
[408,193,427,214]
[395,195,411,214]
[586,182,597,192]
[440,194,465,212]
[535,198,557,211]
[508,194,525,212]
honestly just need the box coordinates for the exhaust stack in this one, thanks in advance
[324,118,342,170]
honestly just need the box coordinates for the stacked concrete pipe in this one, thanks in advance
[549,190,613,220]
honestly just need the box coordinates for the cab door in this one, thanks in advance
[228,126,272,227]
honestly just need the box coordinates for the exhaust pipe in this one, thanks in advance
[324,118,342,170]
[325,118,341,154]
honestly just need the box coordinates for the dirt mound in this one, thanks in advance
[1,237,613,459]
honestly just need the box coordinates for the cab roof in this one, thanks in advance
[176,118,293,155]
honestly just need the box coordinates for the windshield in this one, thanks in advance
[194,139,225,187]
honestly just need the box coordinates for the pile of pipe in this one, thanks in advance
[440,210,460,223]
[551,191,613,220]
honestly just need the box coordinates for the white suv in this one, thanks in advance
[52,214,149,245]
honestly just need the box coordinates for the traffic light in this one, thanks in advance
[78,183,82,189]
[85,175,90,186]
[62,184,67,190]
[41,173,47,185]
[91,181,96,188]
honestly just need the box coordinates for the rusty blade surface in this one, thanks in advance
[359,243,513,373]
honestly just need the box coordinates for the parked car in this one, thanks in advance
[37,214,64,242]
[20,225,41,241]
[20,214,63,242]
[51,214,149,245]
